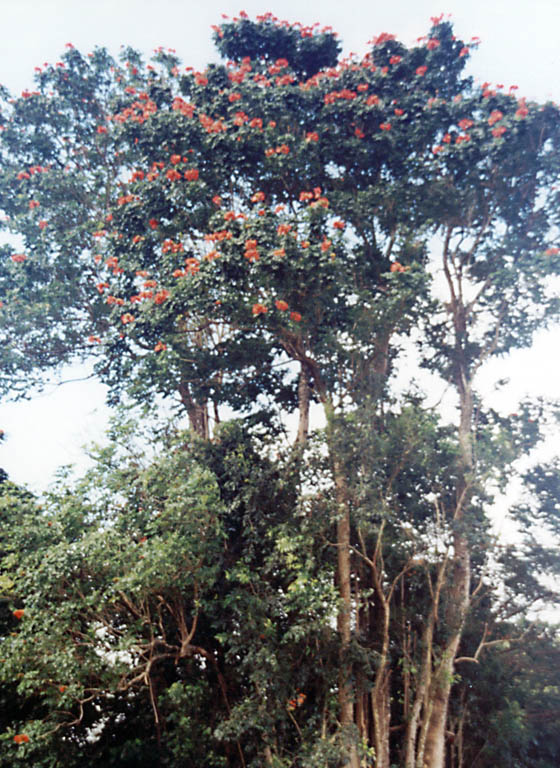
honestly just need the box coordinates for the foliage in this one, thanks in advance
[1,10,560,768]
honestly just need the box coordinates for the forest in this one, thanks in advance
[1,11,560,768]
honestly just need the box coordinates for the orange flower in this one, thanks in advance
[11,254,27,263]
[121,313,135,324]
[491,126,507,138]
[275,299,289,311]
[488,110,504,126]
[154,290,170,304]
[154,342,167,352]
[252,303,268,316]
[333,220,345,230]
[88,335,101,344]
[251,191,266,202]
[59,685,67,693]
[290,311,302,322]
[13,609,24,620]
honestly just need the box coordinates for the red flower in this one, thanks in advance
[290,311,302,322]
[389,56,402,65]
[29,200,40,209]
[121,313,135,324]
[426,38,440,50]
[13,609,25,620]
[442,133,452,143]
[184,169,199,181]
[366,94,380,106]
[515,104,529,119]
[38,220,48,229]
[154,290,170,304]
[154,342,167,352]
[149,219,159,229]
[390,261,407,273]
[545,247,559,255]
[333,220,345,230]
[416,66,428,77]
[458,118,474,130]
[97,125,107,134]
[354,127,365,139]
[13,734,30,744]
[170,154,182,165]
[251,191,266,202]
[11,254,27,263]
[491,125,507,138]
[212,195,222,206]
[275,299,289,311]
[306,131,319,142]
[252,303,268,316]
[379,122,392,131]
[459,46,469,57]
[88,335,101,344]
[59,685,67,693]
[488,110,504,126]
[166,169,181,181]
[394,108,404,116]
[229,92,241,102]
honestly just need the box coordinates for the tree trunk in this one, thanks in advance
[326,400,359,768]
[179,381,210,439]
[420,377,473,768]
[295,364,310,445]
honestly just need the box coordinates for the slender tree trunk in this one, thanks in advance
[296,364,310,444]
[325,399,359,768]
[421,378,473,768]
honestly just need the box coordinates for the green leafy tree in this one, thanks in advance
[2,11,560,768]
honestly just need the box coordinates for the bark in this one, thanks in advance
[179,381,209,439]
[326,400,359,768]
[295,364,310,445]
[420,378,473,768]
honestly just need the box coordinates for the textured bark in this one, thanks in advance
[179,381,209,439]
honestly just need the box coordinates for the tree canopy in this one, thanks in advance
[1,11,560,768]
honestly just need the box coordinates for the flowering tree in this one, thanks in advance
[2,11,560,768]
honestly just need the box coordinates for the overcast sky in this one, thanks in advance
[1,0,559,492]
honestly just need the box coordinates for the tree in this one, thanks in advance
[1,11,560,768]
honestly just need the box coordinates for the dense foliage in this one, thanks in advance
[1,11,560,768]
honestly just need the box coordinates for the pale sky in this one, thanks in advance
[1,0,559,492]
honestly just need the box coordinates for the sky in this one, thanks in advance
[1,0,559,492]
